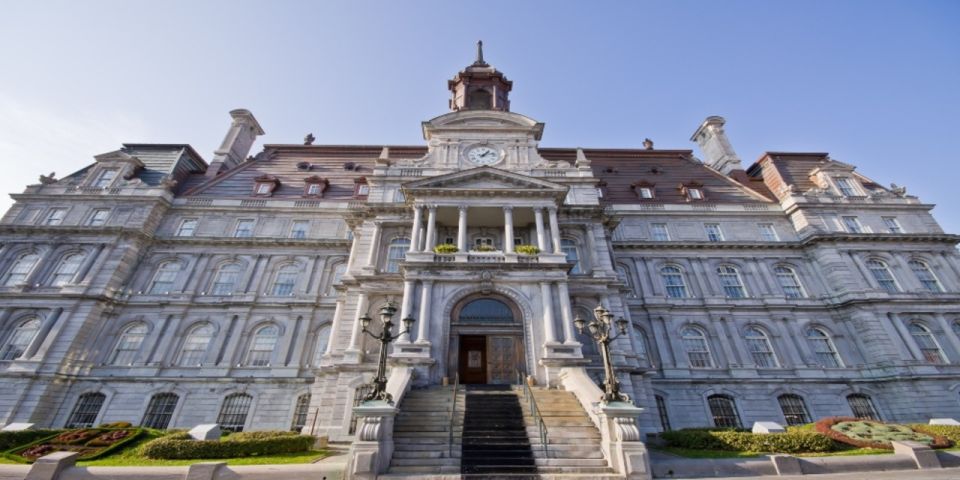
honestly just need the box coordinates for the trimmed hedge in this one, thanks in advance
[140,431,314,460]
[661,429,834,454]
[0,430,64,452]
[910,424,960,445]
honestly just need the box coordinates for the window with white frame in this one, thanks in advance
[704,223,723,242]
[650,223,670,241]
[842,216,863,233]
[291,394,311,432]
[91,169,117,188]
[176,219,198,237]
[87,209,110,226]
[882,216,903,233]
[255,183,271,195]
[177,323,213,366]
[211,263,242,295]
[638,187,654,199]
[271,265,298,296]
[834,177,858,196]
[246,325,279,366]
[142,393,179,429]
[866,259,899,293]
[687,187,704,200]
[148,262,180,294]
[805,327,843,368]
[774,265,805,299]
[0,317,40,361]
[307,183,321,196]
[44,208,67,225]
[65,392,105,428]
[909,323,946,364]
[707,395,741,428]
[909,260,943,293]
[778,394,811,426]
[744,326,778,367]
[217,393,252,432]
[681,326,713,368]
[3,252,40,286]
[717,265,746,298]
[847,394,879,420]
[660,265,688,298]
[290,220,309,239]
[561,239,582,274]
[384,238,410,273]
[234,219,255,238]
[51,253,85,287]
[758,223,779,241]
[110,323,147,365]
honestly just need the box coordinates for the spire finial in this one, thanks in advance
[475,40,485,65]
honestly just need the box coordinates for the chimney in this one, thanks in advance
[206,109,265,178]
[690,116,742,175]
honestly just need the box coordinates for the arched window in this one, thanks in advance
[909,260,943,293]
[0,317,40,361]
[561,239,582,274]
[717,265,746,298]
[778,394,811,426]
[246,325,279,366]
[655,395,671,431]
[271,264,299,296]
[660,266,688,298]
[744,327,778,368]
[866,259,899,293]
[149,262,181,294]
[142,393,179,429]
[3,252,40,286]
[178,323,213,366]
[66,392,105,428]
[313,326,332,365]
[773,266,805,299]
[51,253,85,287]
[217,393,253,432]
[909,323,946,364]
[384,238,410,273]
[634,327,650,360]
[805,327,842,368]
[458,298,514,323]
[110,323,147,365]
[327,262,347,295]
[847,394,879,420]
[291,394,311,432]
[952,321,960,340]
[616,264,633,292]
[681,326,713,368]
[211,263,242,295]
[707,395,741,428]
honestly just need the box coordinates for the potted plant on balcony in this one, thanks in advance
[515,244,540,255]
[433,243,458,254]
[471,244,496,252]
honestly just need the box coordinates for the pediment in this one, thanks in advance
[403,167,567,194]
[422,110,544,140]
[93,150,145,168]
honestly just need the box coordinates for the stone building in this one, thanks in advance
[0,47,959,442]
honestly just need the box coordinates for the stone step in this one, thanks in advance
[389,458,461,467]
[384,465,462,474]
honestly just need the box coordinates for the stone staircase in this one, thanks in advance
[383,384,619,479]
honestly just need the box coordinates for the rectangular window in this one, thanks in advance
[234,219,255,238]
[834,177,857,196]
[704,223,723,242]
[92,169,117,188]
[356,184,369,196]
[882,216,903,233]
[651,223,670,241]
[176,219,198,237]
[307,183,321,195]
[639,187,654,199]
[655,396,671,431]
[16,208,39,224]
[87,209,110,226]
[44,208,67,225]
[687,188,703,200]
[842,216,863,233]
[256,183,271,194]
[290,220,309,239]
[758,223,779,241]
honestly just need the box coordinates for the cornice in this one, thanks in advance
[612,233,960,250]
[153,237,352,248]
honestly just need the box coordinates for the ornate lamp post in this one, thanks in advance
[574,304,631,403]
[359,302,415,404]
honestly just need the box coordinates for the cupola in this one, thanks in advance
[448,41,512,112]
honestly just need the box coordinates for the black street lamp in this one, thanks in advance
[359,302,415,404]
[574,304,631,404]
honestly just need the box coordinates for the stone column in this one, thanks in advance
[75,244,105,284]
[534,208,547,251]
[548,207,562,254]
[417,280,433,344]
[457,206,468,252]
[324,300,344,356]
[408,206,422,253]
[347,293,369,352]
[503,206,515,253]
[557,281,577,344]
[424,206,438,251]
[540,282,558,343]
[365,222,382,268]
[398,280,416,344]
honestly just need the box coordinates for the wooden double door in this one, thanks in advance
[458,334,522,384]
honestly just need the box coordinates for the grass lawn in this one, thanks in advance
[655,446,895,459]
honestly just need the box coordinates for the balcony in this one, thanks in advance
[405,251,569,266]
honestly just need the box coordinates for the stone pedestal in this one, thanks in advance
[345,400,397,480]
[597,402,652,480]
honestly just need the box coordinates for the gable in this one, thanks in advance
[403,167,566,192]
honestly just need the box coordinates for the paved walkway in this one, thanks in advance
[708,469,960,480]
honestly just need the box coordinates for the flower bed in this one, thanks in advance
[814,417,952,450]
[140,431,314,460]
[6,426,144,463]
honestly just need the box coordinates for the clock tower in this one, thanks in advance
[448,41,512,112]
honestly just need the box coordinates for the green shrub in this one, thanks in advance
[0,430,64,452]
[661,429,834,453]
[433,243,458,254]
[515,244,540,255]
[140,431,314,460]
[471,244,496,252]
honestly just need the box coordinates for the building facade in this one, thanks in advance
[1,49,959,439]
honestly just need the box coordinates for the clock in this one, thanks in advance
[466,145,500,166]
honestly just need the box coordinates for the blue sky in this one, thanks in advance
[1,1,958,233]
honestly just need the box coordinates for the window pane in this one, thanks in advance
[744,327,778,368]
[45,208,66,225]
[882,217,902,233]
[149,263,180,294]
[142,393,179,429]
[717,266,745,298]
[561,239,581,274]
[758,224,778,241]
[92,169,117,188]
[218,394,252,432]
[778,395,810,426]
[385,238,410,273]
[847,394,879,420]
[909,261,943,293]
[290,221,309,239]
[459,299,513,323]
[178,324,213,366]
[835,177,857,196]
[272,266,298,295]
[705,224,723,242]
[655,395,671,431]
[247,326,279,366]
[708,395,741,428]
[234,220,254,238]
[177,219,198,237]
[111,324,147,365]
[212,264,241,295]
[66,393,105,428]
[0,318,40,361]
[909,323,946,364]
[774,266,805,299]
[88,209,109,226]
[5,253,40,286]
[661,266,688,298]
[866,260,899,293]
[291,394,311,432]
[681,327,712,368]
[806,328,842,368]
[842,216,863,233]
[651,223,670,241]
[52,254,85,287]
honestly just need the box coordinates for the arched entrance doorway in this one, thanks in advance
[448,295,525,384]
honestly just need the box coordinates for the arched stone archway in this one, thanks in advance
[445,290,529,385]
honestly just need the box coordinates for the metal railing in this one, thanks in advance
[517,370,548,455]
[448,372,460,457]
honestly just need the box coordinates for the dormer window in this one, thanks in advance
[92,169,118,188]
[354,177,369,197]
[253,175,280,196]
[630,181,656,200]
[833,177,859,197]
[679,182,705,201]
[303,176,329,198]
[595,181,608,199]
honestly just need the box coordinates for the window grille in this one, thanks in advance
[805,328,842,368]
[51,254,84,287]
[561,239,581,274]
[778,394,810,426]
[4,253,39,286]
[142,393,179,429]
[660,266,688,298]
[681,327,713,368]
[384,238,410,273]
[0,318,40,361]
[110,323,147,365]
[717,265,746,298]
[744,327,778,368]
[459,298,514,323]
[217,393,253,432]
[66,393,105,428]
[774,266,805,298]
[291,394,311,432]
[246,325,279,366]
[866,259,899,293]
[847,394,879,420]
[655,395,671,431]
[178,324,213,366]
[271,265,298,296]
[909,323,946,364]
[909,260,943,293]
[707,395,741,428]
[149,262,180,294]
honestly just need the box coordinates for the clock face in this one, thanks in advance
[467,146,500,166]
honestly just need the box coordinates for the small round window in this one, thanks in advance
[458,298,513,323]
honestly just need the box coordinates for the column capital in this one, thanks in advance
[503,205,514,213]
[458,204,469,213]
[422,279,435,286]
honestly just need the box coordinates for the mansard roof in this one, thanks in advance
[748,152,890,199]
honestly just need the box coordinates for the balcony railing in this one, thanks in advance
[407,251,568,265]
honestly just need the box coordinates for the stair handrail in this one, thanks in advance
[448,372,459,457]
[521,376,549,455]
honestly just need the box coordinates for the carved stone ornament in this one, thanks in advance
[38,172,57,185]
[890,183,907,197]
[159,174,178,190]
[357,415,382,441]
[304,133,315,146]
[575,148,591,168]
[642,138,654,150]
[614,416,641,442]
